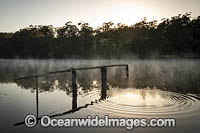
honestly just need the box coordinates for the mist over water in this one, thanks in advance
[0,59,200,93]
[0,59,200,133]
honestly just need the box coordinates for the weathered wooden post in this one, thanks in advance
[101,67,107,100]
[71,69,77,111]
[35,77,39,123]
[126,65,129,80]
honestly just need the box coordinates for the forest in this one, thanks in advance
[0,13,200,59]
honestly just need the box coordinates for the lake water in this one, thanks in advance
[0,59,200,133]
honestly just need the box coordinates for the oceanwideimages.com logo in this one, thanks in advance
[24,114,176,130]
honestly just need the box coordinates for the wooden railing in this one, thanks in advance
[15,64,129,124]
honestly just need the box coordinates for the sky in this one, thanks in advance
[0,0,200,32]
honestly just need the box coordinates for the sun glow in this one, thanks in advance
[123,92,141,99]
[103,2,155,26]
[117,9,149,25]
[110,89,170,106]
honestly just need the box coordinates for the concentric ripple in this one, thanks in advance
[90,88,200,116]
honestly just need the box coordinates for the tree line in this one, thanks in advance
[0,13,200,59]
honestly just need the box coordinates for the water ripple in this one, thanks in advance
[89,88,200,116]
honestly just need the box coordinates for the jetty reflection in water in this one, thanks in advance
[14,72,200,124]
[0,59,200,132]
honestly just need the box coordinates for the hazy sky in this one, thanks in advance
[0,0,200,32]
